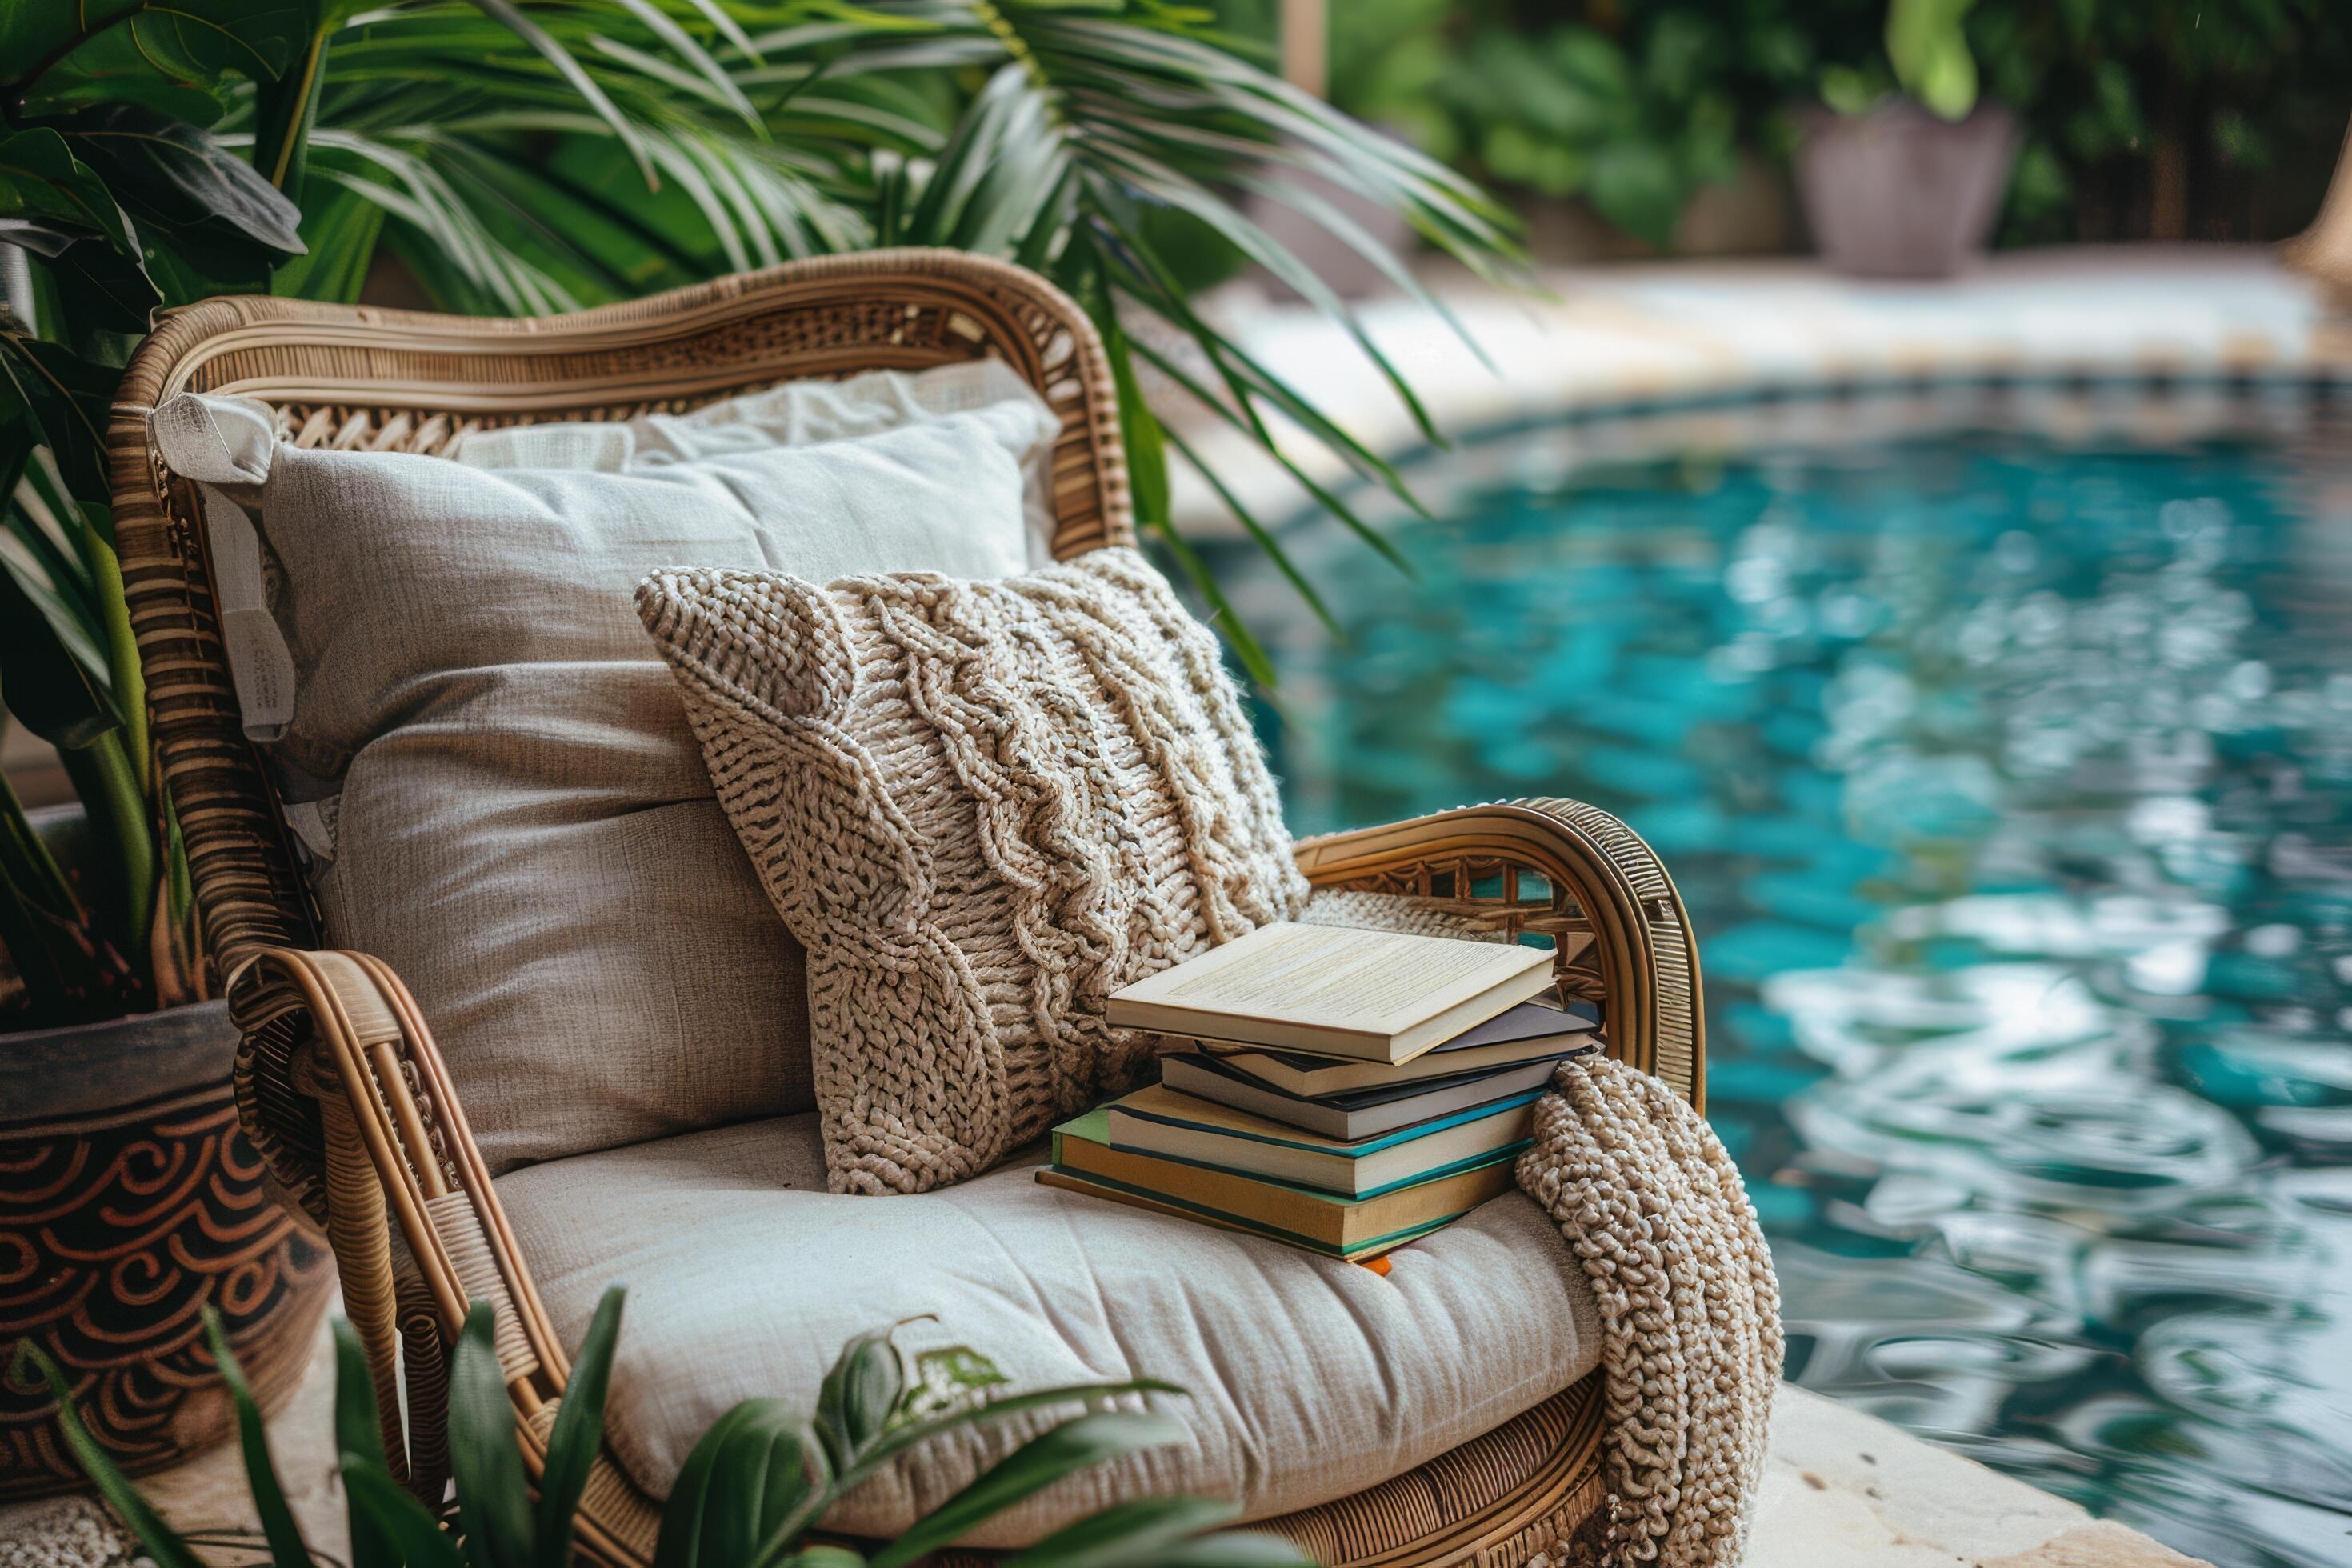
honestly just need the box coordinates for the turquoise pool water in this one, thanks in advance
[1201,412,2352,1568]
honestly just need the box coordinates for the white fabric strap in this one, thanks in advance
[146,391,275,484]
[199,485,296,740]
[145,394,294,741]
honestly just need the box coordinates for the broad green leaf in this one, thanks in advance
[0,538,122,748]
[1122,330,1420,583]
[449,1300,537,1568]
[0,318,116,503]
[342,1456,466,1568]
[466,0,659,188]
[1886,0,1981,120]
[8,1341,206,1568]
[1161,421,1338,638]
[4,1,306,126]
[1102,314,1170,528]
[329,1320,396,1568]
[866,1410,1190,1568]
[1098,1534,1323,1568]
[1585,140,1683,250]
[55,105,306,283]
[654,1399,824,1568]
[1001,1495,1239,1568]
[535,1286,625,1568]
[20,223,163,335]
[898,1343,1010,1426]
[268,182,385,304]
[812,1325,906,1472]
[781,1550,865,1568]
[202,1309,311,1568]
[0,128,139,250]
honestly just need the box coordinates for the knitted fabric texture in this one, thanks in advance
[637,546,1310,1195]
[1517,1054,1783,1568]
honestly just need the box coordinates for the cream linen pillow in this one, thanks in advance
[233,374,1060,1173]
[636,546,1311,1194]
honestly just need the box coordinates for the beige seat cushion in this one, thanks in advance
[496,1113,1600,1546]
[246,372,1061,1172]
[637,547,1310,1195]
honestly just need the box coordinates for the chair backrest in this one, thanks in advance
[110,250,1132,983]
[107,253,1132,1207]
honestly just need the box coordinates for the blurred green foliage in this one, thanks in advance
[1237,0,2351,250]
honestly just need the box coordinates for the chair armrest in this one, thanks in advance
[229,948,573,1496]
[1294,797,1704,1109]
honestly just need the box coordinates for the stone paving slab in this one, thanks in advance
[1167,246,2352,534]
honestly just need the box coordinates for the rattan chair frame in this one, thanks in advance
[106,250,1704,1567]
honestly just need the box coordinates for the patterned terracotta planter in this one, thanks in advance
[0,999,332,1498]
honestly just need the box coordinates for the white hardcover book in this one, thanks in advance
[1107,921,1557,1066]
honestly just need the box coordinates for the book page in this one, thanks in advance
[1126,923,1537,1033]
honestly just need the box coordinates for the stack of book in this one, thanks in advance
[1039,922,1597,1262]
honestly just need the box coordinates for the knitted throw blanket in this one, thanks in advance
[1516,1054,1785,1568]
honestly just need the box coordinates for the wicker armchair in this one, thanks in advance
[107,251,1704,1566]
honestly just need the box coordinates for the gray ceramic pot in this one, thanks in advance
[1795,100,2018,278]
[0,998,332,1497]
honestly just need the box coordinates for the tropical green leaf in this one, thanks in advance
[0,538,122,748]
[1102,310,1170,528]
[535,1286,626,1568]
[201,1310,310,1568]
[898,1342,1010,1425]
[55,105,307,282]
[1101,1534,1324,1568]
[860,1374,1186,1478]
[779,1549,864,1568]
[8,1340,207,1568]
[269,182,386,304]
[1161,420,1338,638]
[11,220,163,334]
[866,1410,1190,1568]
[449,1300,537,1568]
[343,1456,466,1568]
[2,0,307,126]
[1000,1494,1241,1568]
[0,316,116,503]
[0,128,141,250]
[654,1399,826,1568]
[329,1320,396,1568]
[1585,140,1682,250]
[466,0,659,187]
[811,1323,906,1473]
[1886,0,1981,121]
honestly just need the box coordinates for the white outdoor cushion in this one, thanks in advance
[495,1113,1599,1545]
[233,367,1062,1172]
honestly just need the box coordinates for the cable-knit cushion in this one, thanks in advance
[637,546,1310,1194]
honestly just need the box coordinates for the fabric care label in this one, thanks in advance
[282,796,339,863]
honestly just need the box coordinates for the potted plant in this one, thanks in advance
[18,1295,1314,1566]
[1794,0,2018,277]
[0,17,336,1487]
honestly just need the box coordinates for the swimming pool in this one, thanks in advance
[1199,394,2352,1568]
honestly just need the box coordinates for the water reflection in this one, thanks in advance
[1204,420,2352,1567]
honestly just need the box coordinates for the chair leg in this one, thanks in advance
[322,1090,410,1485]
